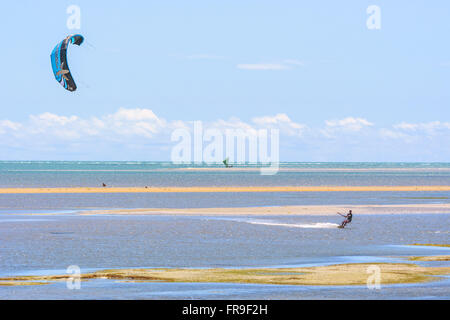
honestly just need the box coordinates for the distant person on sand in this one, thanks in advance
[337,210,352,228]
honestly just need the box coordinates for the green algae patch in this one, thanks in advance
[0,262,449,287]
[408,255,450,262]
[0,281,50,286]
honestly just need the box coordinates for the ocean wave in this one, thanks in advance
[232,218,340,229]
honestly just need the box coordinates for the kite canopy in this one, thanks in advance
[50,34,84,92]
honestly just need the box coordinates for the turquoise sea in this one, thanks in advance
[0,161,449,210]
[1,161,450,188]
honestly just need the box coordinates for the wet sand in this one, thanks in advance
[77,203,450,216]
[1,260,449,287]
[0,185,450,194]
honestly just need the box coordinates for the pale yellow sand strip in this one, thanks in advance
[79,204,450,216]
[1,185,450,194]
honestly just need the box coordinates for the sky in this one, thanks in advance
[0,1,449,161]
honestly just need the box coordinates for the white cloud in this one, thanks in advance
[103,108,168,138]
[252,113,306,137]
[186,54,226,60]
[210,117,256,132]
[389,121,450,140]
[393,122,419,131]
[0,109,310,159]
[394,121,450,131]
[0,108,171,143]
[237,63,289,70]
[0,109,307,145]
[203,113,306,139]
[30,113,79,126]
[325,117,373,131]
[321,117,373,138]
[171,53,226,61]
[237,59,305,71]
[110,108,161,122]
[0,120,21,133]
[1,110,449,161]
[378,121,450,151]
[379,128,411,140]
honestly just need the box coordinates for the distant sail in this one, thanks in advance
[223,157,232,168]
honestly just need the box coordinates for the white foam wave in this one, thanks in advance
[244,220,340,229]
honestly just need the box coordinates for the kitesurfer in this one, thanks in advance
[337,210,352,228]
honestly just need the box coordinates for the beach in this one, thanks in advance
[0,161,449,299]
[3,0,450,304]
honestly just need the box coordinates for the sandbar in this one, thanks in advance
[1,262,449,287]
[78,204,450,216]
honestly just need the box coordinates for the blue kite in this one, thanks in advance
[50,34,84,92]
